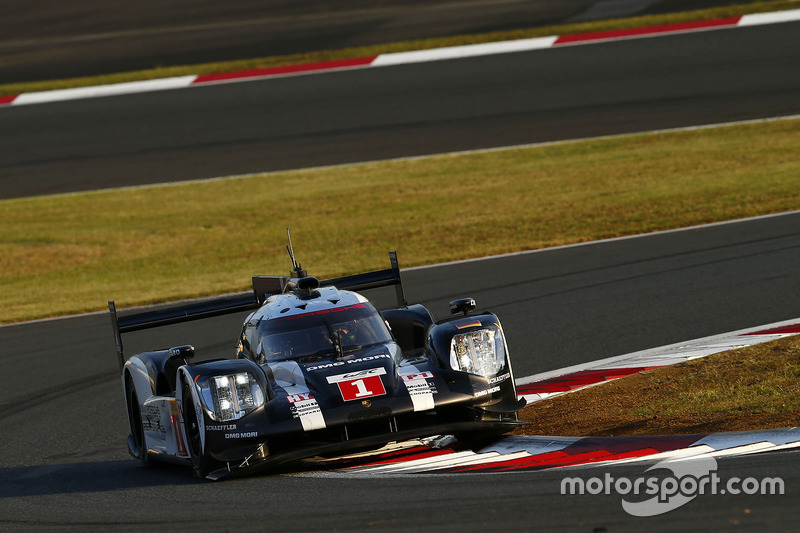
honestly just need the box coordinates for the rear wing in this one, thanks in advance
[320,250,406,305]
[109,251,407,370]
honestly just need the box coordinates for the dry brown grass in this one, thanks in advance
[514,335,800,437]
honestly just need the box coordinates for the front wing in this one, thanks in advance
[206,418,524,480]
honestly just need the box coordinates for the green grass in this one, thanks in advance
[2,117,799,324]
[1,0,797,97]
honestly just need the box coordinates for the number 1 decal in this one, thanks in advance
[326,368,388,401]
[337,375,386,401]
[351,379,372,397]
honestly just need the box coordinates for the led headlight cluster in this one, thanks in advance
[197,372,265,422]
[449,327,505,377]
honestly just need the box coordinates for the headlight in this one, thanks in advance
[449,327,505,377]
[197,372,265,422]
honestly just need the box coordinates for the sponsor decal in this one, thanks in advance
[489,372,511,385]
[327,367,387,401]
[306,361,346,371]
[225,432,259,439]
[291,400,322,419]
[400,371,436,411]
[286,392,314,403]
[350,354,392,363]
[326,367,387,383]
[456,320,483,330]
[142,404,165,433]
[473,385,500,398]
[306,353,392,371]
[207,424,238,431]
[290,397,327,431]
[407,382,436,410]
[400,371,434,382]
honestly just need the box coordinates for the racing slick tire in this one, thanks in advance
[126,374,155,468]
[182,382,220,478]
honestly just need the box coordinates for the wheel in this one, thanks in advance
[182,382,219,478]
[126,374,155,468]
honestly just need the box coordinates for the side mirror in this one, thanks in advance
[449,298,477,316]
[167,345,195,361]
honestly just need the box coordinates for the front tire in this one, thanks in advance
[182,382,219,478]
[126,374,155,468]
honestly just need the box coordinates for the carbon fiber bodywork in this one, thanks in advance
[112,252,525,479]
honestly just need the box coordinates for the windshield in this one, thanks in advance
[255,302,393,363]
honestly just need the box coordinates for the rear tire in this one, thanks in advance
[182,382,218,478]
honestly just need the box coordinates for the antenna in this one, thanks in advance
[285,228,307,278]
[286,228,298,270]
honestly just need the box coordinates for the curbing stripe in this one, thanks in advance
[370,36,558,66]
[516,320,800,403]
[10,75,198,106]
[739,9,800,26]
[516,318,800,387]
[553,17,741,45]
[191,57,378,85]
[2,9,800,107]
[335,430,800,475]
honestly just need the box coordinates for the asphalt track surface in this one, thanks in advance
[2,211,800,530]
[2,15,800,532]
[2,20,800,199]
[1,0,760,84]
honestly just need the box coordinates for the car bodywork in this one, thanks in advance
[110,251,525,480]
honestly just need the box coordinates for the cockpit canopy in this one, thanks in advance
[253,302,393,363]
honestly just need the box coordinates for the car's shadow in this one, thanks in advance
[1,433,496,498]
[0,460,205,498]
[0,456,343,499]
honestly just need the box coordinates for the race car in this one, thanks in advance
[109,248,525,480]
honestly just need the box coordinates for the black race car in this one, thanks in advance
[110,248,524,480]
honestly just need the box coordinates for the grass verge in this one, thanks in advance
[513,334,800,436]
[1,117,799,324]
[0,0,797,97]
